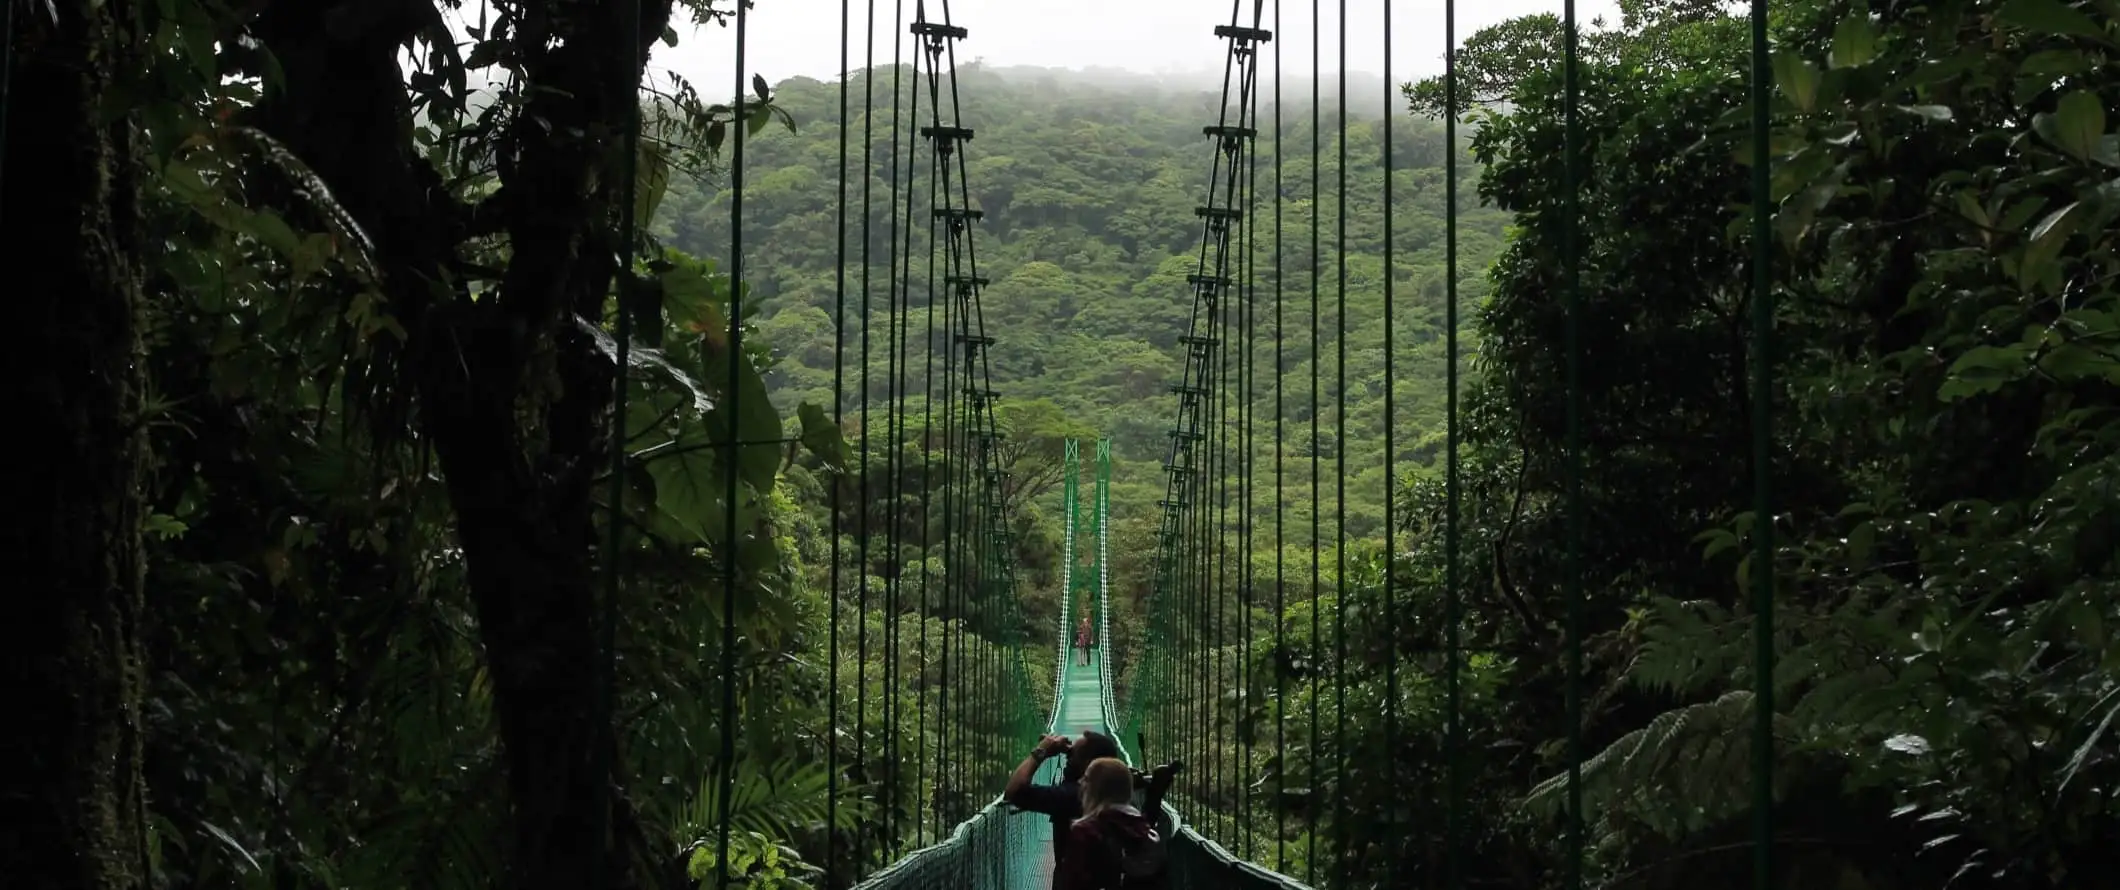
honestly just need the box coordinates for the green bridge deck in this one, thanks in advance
[848,438,1309,890]
[845,652,1111,890]
[847,642,1312,890]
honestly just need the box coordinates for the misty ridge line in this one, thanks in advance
[769,63,1414,120]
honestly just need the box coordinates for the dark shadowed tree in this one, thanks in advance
[3,2,152,888]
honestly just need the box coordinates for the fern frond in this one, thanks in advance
[1524,690,1787,839]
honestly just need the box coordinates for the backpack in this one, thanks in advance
[1096,811,1167,887]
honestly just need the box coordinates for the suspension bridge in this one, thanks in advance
[14,0,2066,881]
[812,3,1327,888]
[736,0,1785,886]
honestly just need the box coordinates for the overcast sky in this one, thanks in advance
[628,0,1623,95]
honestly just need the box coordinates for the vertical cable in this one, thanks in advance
[934,102,960,833]
[1747,0,1777,882]
[1239,19,1261,854]
[826,0,853,879]
[1561,0,1586,886]
[1270,0,1287,869]
[1443,0,1464,884]
[591,0,645,885]
[714,1,751,883]
[1305,0,1321,877]
[1189,376,1203,798]
[883,0,911,845]
[854,0,878,865]
[927,7,1015,850]
[1379,0,1397,884]
[0,0,14,214]
[915,48,939,838]
[1330,2,1351,880]
[1213,183,1232,831]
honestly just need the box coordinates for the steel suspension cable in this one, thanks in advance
[1747,0,1776,881]
[837,4,1038,881]
[1221,187,1238,826]
[930,0,1004,794]
[714,1,752,884]
[1329,2,1350,880]
[883,0,913,844]
[934,117,961,838]
[591,0,647,885]
[915,60,941,841]
[0,0,12,213]
[1443,0,1465,886]
[854,0,878,867]
[930,0,1026,817]
[1238,51,1261,859]
[1136,0,1268,850]
[1380,0,1398,884]
[1561,0,1586,887]
[827,0,854,880]
[1305,0,1321,878]
[1271,0,1288,868]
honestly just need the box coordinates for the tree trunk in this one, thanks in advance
[0,3,152,889]
[418,302,612,890]
[240,1,673,886]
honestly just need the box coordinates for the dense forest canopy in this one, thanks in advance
[651,63,1504,547]
[9,0,2118,889]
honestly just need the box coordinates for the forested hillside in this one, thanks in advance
[18,2,2117,890]
[648,64,1507,540]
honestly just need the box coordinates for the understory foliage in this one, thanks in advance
[1098,0,2118,887]
[16,1,1046,889]
[1230,0,2119,887]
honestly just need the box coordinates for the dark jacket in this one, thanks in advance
[1056,805,1163,890]
[1008,778,1082,864]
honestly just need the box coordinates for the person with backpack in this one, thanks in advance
[1075,612,1096,666]
[1055,757,1167,890]
[1006,730,1122,883]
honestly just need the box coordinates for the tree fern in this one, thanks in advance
[1524,690,1791,839]
[1624,596,1744,698]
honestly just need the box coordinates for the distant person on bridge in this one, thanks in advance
[1005,730,1120,880]
[1055,758,1166,890]
[1075,612,1095,666]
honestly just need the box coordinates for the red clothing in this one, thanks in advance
[1056,807,1159,890]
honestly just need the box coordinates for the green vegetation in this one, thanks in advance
[14,3,1040,889]
[12,0,2118,889]
[649,63,1508,545]
[1133,1,2120,888]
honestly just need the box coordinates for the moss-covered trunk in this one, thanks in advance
[0,2,151,888]
[243,1,672,885]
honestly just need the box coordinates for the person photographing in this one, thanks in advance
[1056,757,1166,889]
[1004,730,1180,888]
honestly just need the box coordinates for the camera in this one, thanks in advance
[1131,759,1182,815]
[1130,759,1182,791]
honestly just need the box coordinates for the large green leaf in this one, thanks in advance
[699,336,781,496]
[657,253,731,337]
[796,402,849,470]
[1994,0,2109,42]
[2033,91,2107,161]
[644,440,731,545]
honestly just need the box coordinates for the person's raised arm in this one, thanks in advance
[1004,734,1071,804]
